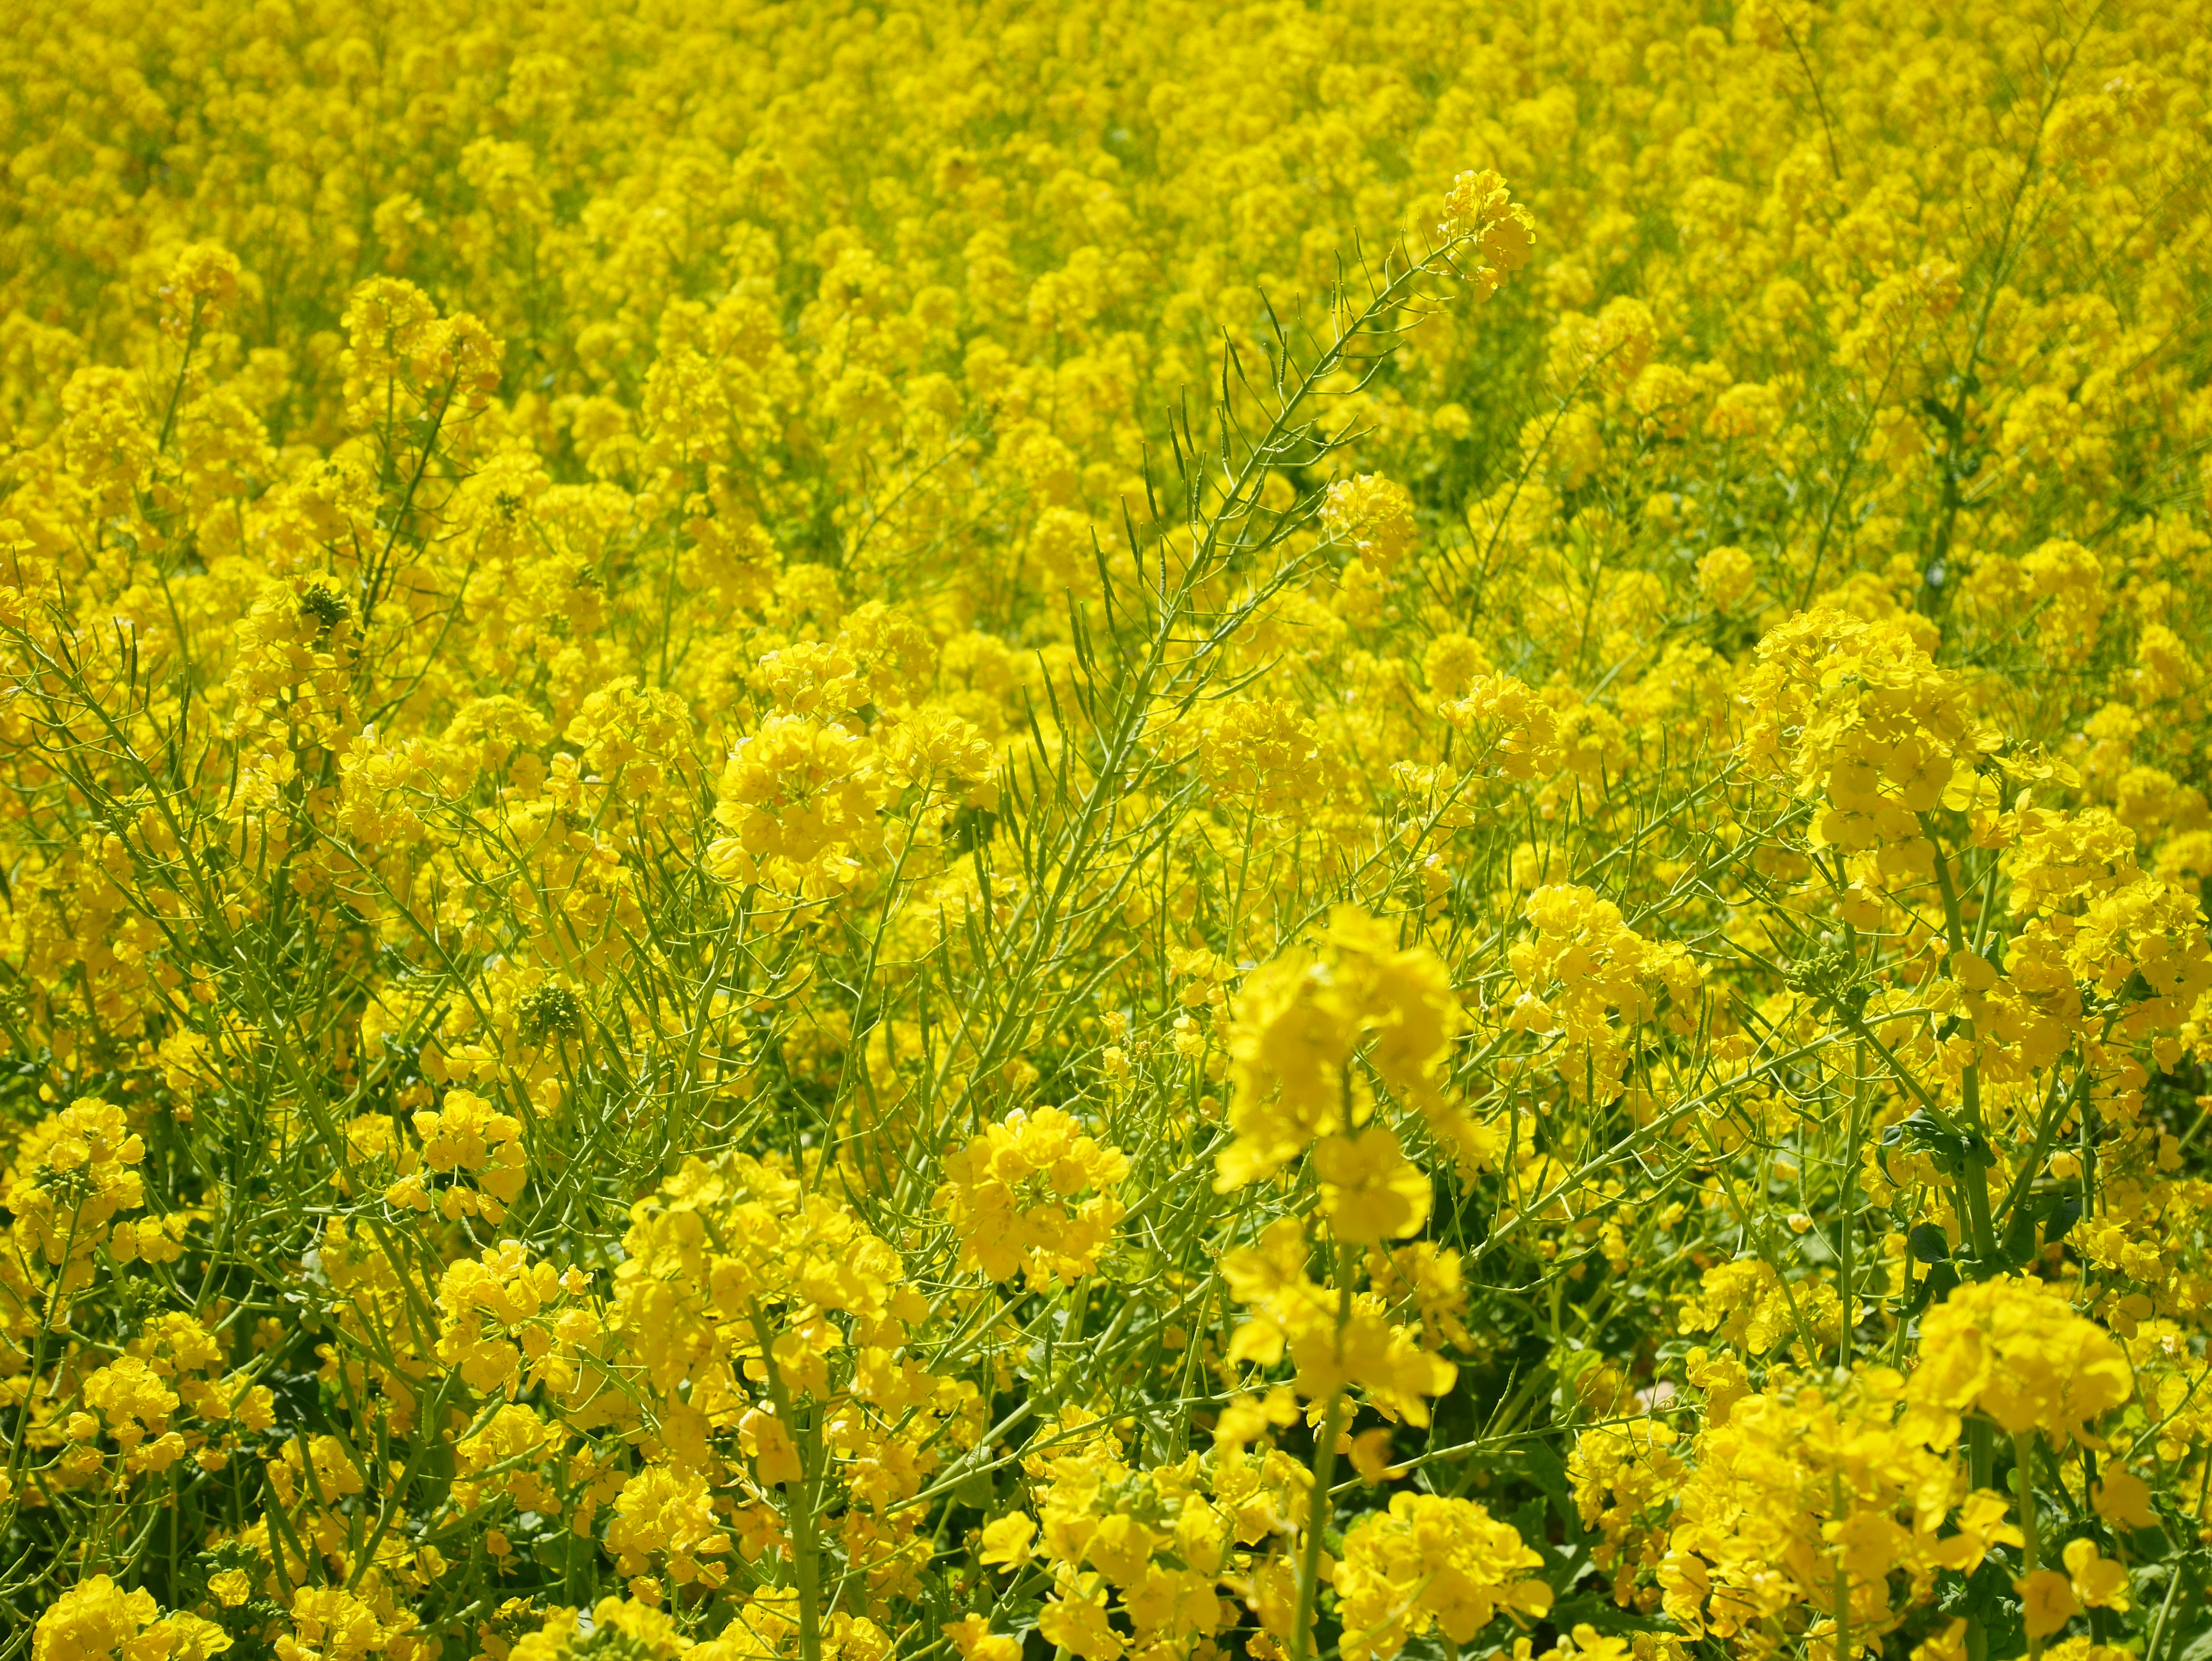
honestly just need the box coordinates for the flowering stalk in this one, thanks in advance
[752,1303,823,1661]
[1837,1041,1868,1370]
[2014,1431,2043,1660]
[1288,1244,1357,1661]
[1928,835,2002,1661]
[1831,1467,1851,1661]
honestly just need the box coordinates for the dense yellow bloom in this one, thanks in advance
[1321,475,1418,574]
[1509,885,1701,1103]
[3,0,2210,1652]
[937,1106,1130,1287]
[1334,1493,1551,1661]
[1222,1219,1456,1422]
[1313,1126,1431,1244]
[1571,1418,1686,1606]
[33,1577,229,1661]
[1437,168,1539,298]
[391,1088,528,1224]
[434,1239,584,1397]
[4,1099,146,1269]
[1741,607,1995,879]
[1908,1275,2135,1445]
[1220,909,1463,1186]
[1658,1372,1961,1651]
[710,714,887,896]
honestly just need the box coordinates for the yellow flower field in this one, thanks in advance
[5,2,2211,1659]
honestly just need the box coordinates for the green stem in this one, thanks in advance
[1833,1542,1851,1661]
[1838,1041,1868,1369]
[1927,832,2002,1661]
[2014,1431,2043,1660]
[1958,1069,1996,1263]
[1289,1246,1355,1661]
[752,1306,822,1661]
[1925,834,1997,1263]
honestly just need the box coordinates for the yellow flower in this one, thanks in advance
[1696,544,1757,609]
[708,713,887,895]
[10,0,2212,1649]
[1335,1492,1550,1661]
[1924,1490,2024,1576]
[1509,886,1700,1104]
[3,1099,147,1270]
[1908,1277,2133,1445]
[1315,1127,1431,1243]
[2062,1538,2130,1611]
[1219,909,1463,1187]
[2016,1569,2078,1641]
[1321,475,1418,574]
[944,1615,1023,1661]
[35,1576,234,1661]
[978,1512,1036,1569]
[1037,1578,1123,1661]
[2091,1467,2156,1530]
[1437,169,1537,298]
[936,1107,1129,1287]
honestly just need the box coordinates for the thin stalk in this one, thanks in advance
[1838,1039,1868,1369]
[2014,1431,2043,1661]
[1832,1465,1853,1661]
[1925,831,2001,1661]
[1289,1244,1356,1661]
[752,1305,823,1661]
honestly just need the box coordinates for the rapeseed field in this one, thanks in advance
[5,4,2212,1661]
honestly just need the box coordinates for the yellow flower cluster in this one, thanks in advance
[1907,1276,2135,1448]
[32,1575,230,1661]
[3,1099,147,1319]
[1222,1219,1457,1423]
[1509,886,1702,1106]
[1219,908,1464,1187]
[936,1106,1130,1288]
[1334,1493,1553,1661]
